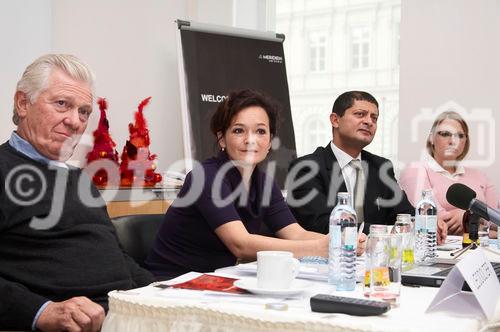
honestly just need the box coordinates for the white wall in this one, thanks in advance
[0,0,236,174]
[233,0,268,30]
[0,0,51,141]
[399,0,500,187]
[50,0,190,170]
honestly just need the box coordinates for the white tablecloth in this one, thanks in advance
[102,245,500,332]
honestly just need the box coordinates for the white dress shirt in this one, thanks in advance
[330,141,362,205]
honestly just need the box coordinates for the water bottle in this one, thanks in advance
[497,223,500,250]
[497,201,500,250]
[497,227,499,250]
[415,189,438,263]
[328,192,358,290]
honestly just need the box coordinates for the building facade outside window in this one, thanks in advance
[351,26,370,69]
[273,0,401,166]
[304,116,330,152]
[309,32,327,72]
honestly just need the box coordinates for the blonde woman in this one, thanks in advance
[400,111,499,235]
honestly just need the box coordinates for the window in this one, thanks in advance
[273,0,401,162]
[395,22,400,66]
[309,32,326,72]
[304,117,329,151]
[351,26,370,69]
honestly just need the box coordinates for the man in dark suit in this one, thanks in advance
[286,91,447,242]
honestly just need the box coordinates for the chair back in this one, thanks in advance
[111,214,164,268]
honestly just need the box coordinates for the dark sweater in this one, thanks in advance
[0,142,154,330]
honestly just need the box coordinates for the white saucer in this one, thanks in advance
[233,279,311,297]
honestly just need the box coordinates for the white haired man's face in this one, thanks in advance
[15,68,93,161]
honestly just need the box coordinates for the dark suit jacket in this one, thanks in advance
[286,143,414,234]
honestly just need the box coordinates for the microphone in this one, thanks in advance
[446,183,500,227]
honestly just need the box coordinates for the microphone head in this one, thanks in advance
[446,183,477,210]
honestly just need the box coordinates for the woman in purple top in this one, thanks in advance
[147,89,365,279]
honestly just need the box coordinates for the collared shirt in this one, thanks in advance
[427,156,465,180]
[330,140,362,203]
[8,131,67,169]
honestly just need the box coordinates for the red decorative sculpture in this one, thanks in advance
[86,98,119,187]
[119,97,162,187]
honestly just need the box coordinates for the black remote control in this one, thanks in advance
[310,294,391,316]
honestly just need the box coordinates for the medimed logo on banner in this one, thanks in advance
[258,54,283,64]
[179,25,296,187]
[200,94,227,103]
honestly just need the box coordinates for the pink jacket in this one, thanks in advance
[400,161,499,213]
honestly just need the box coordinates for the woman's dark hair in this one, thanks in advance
[210,89,280,143]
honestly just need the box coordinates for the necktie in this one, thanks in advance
[350,159,365,223]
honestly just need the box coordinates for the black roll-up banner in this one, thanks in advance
[180,29,296,188]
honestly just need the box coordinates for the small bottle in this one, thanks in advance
[462,210,472,248]
[462,210,480,248]
[497,201,500,250]
[415,189,438,263]
[497,227,500,250]
[328,192,358,291]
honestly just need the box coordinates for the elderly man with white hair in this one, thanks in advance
[0,54,154,331]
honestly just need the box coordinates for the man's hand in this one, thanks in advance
[36,297,105,332]
[441,209,464,235]
[357,232,367,256]
[437,216,448,245]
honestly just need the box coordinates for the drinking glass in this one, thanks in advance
[478,218,490,247]
[364,224,388,296]
[364,233,403,307]
[391,214,414,268]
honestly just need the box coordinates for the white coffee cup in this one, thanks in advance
[257,251,300,289]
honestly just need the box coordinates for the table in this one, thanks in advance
[100,187,178,218]
[102,244,500,332]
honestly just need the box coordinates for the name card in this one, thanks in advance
[426,248,500,320]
